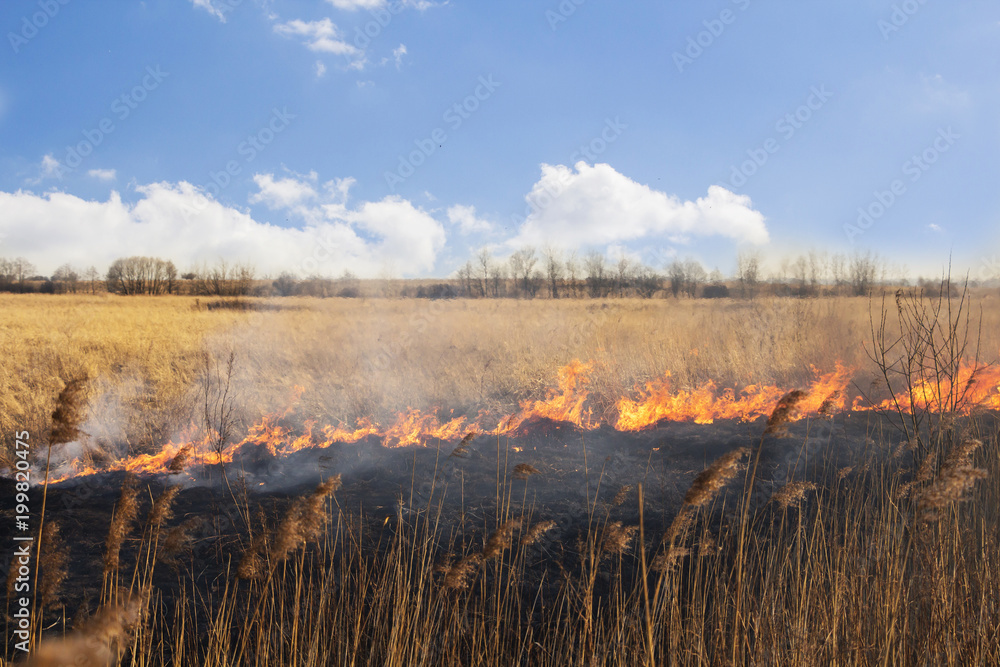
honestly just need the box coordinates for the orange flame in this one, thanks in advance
[37,358,1000,484]
[615,363,853,429]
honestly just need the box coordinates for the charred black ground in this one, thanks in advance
[2,410,890,627]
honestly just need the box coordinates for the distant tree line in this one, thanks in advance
[0,248,988,299]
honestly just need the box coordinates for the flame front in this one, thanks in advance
[39,357,1000,484]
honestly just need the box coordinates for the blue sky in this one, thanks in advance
[0,0,997,279]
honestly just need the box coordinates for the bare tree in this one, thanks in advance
[850,251,880,297]
[194,260,255,297]
[667,260,686,298]
[106,256,178,295]
[543,247,562,299]
[471,247,490,297]
[84,266,100,294]
[633,265,661,298]
[509,246,538,298]
[584,251,608,298]
[736,250,761,299]
[682,258,706,298]
[456,261,476,297]
[565,252,580,298]
[52,264,80,294]
[615,255,632,298]
[829,253,847,295]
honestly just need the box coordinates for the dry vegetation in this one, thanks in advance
[5,291,998,465]
[2,289,1000,665]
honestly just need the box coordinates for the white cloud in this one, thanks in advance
[509,162,769,249]
[0,177,445,277]
[927,223,944,233]
[392,44,407,69]
[447,204,492,234]
[87,168,117,181]
[326,0,385,9]
[274,18,364,66]
[189,0,228,22]
[274,19,355,55]
[25,154,64,185]
[315,60,327,78]
[248,173,318,209]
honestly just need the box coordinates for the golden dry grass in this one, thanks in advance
[3,291,998,466]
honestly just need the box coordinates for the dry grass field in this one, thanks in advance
[2,289,1000,665]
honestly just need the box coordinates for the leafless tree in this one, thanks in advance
[584,251,608,298]
[544,247,562,299]
[106,256,178,295]
[473,247,491,297]
[850,251,880,297]
[565,252,580,298]
[736,250,761,299]
[509,246,538,298]
[615,255,631,297]
[52,264,80,294]
[84,266,100,294]
[194,260,255,297]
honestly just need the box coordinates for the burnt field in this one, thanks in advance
[2,292,1000,666]
[7,412,870,610]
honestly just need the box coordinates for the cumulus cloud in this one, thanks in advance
[25,154,64,185]
[0,177,445,277]
[274,18,363,66]
[87,168,117,181]
[315,60,327,78]
[447,205,492,234]
[189,0,229,22]
[509,162,768,249]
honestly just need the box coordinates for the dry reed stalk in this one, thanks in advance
[28,592,145,667]
[146,485,181,529]
[513,463,540,480]
[683,448,750,508]
[450,432,475,458]
[236,533,268,580]
[481,518,522,560]
[611,485,633,507]
[49,377,88,446]
[818,390,842,417]
[240,475,342,577]
[159,517,201,567]
[520,520,556,547]
[438,553,482,590]
[103,475,140,575]
[38,521,69,611]
[772,481,817,509]
[652,545,690,573]
[168,443,193,473]
[764,389,807,436]
[601,521,638,556]
[915,439,988,521]
[664,447,750,544]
